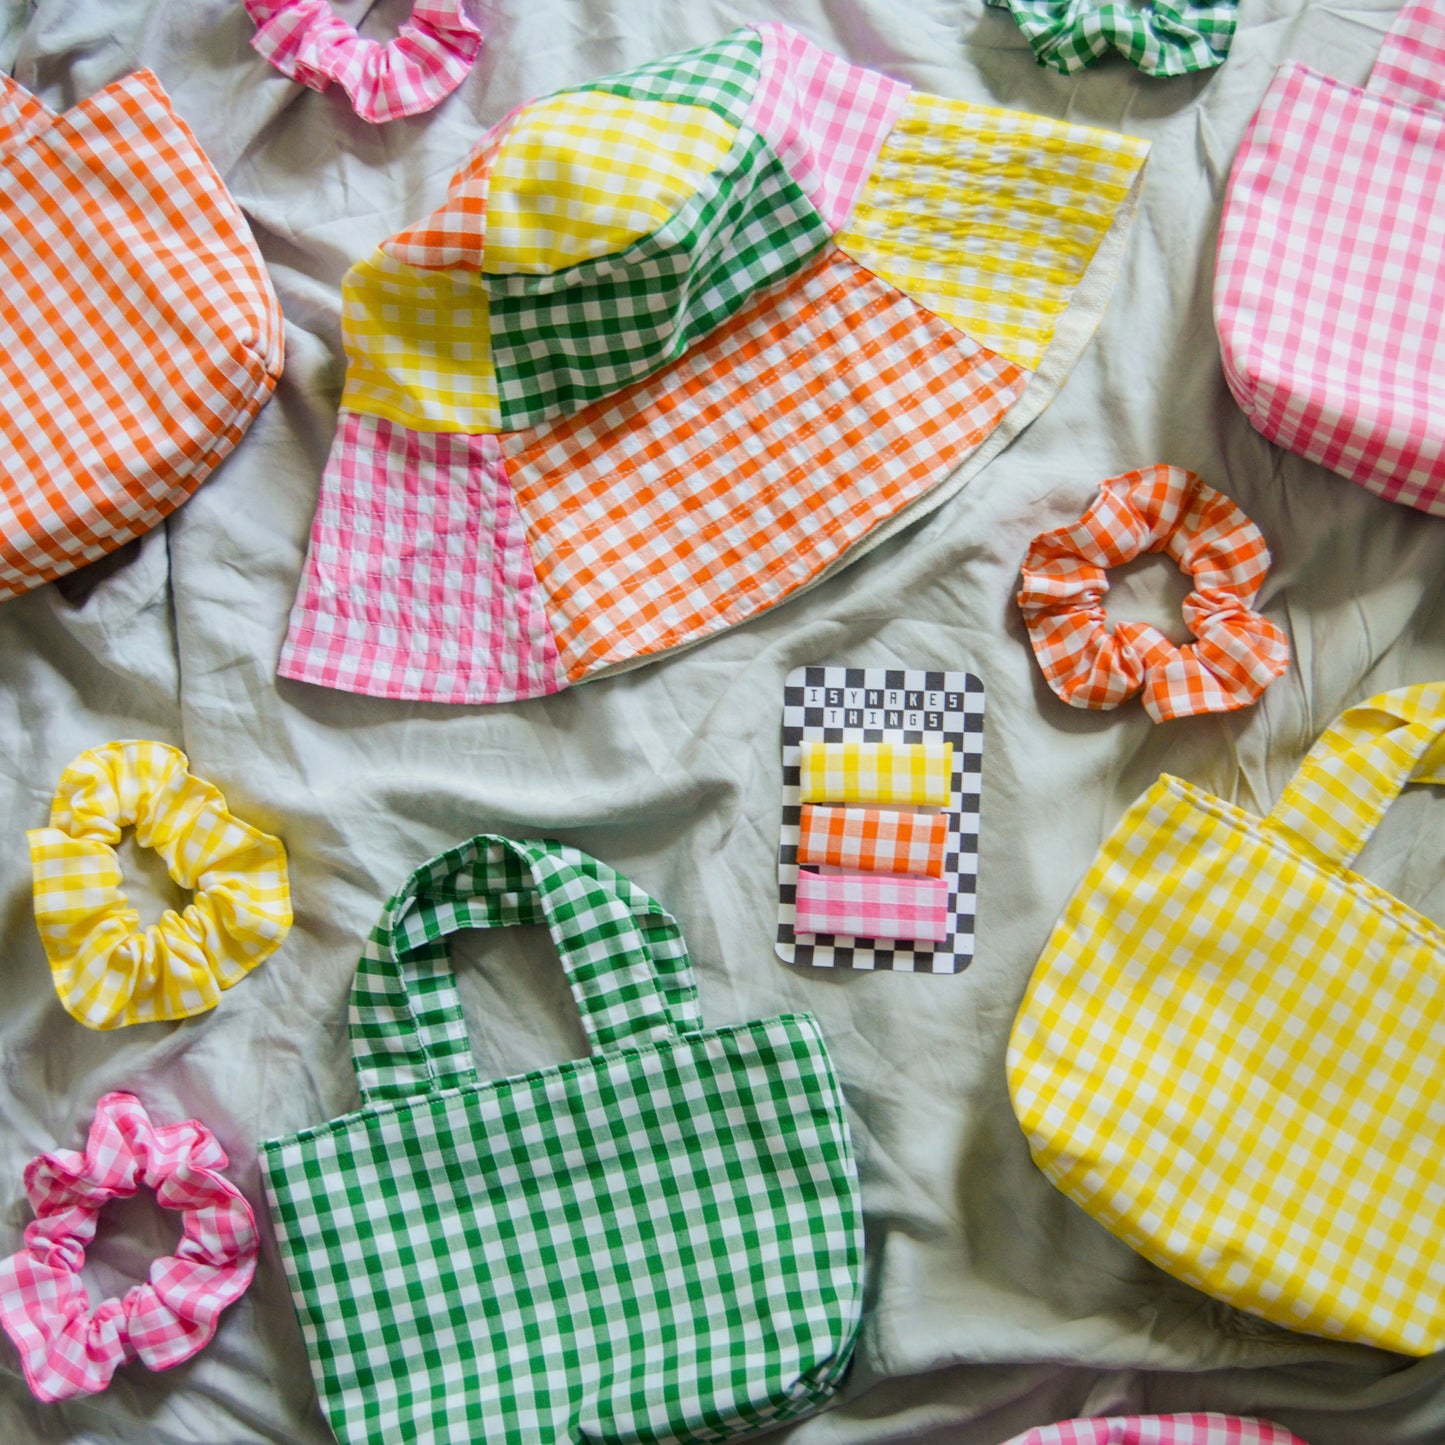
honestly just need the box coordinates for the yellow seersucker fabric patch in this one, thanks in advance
[836,92,1149,371]
[798,740,953,807]
[481,91,738,275]
[341,250,501,433]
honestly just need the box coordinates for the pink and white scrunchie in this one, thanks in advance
[998,1415,1313,1445]
[0,1093,258,1402]
[245,0,484,123]
[1017,465,1290,723]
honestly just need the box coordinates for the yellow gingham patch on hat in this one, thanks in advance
[837,92,1149,371]
[482,91,738,274]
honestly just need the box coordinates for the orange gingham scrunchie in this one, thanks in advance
[1017,466,1290,722]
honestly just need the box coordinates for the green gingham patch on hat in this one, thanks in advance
[488,129,831,432]
[259,836,864,1444]
[576,28,763,127]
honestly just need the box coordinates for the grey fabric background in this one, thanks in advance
[2,0,1444,1439]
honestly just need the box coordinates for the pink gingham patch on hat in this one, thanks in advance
[0,1092,258,1402]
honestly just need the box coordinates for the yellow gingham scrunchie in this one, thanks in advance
[27,741,292,1030]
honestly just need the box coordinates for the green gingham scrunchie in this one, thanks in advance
[986,0,1237,76]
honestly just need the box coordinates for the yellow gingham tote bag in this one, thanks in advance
[1008,683,1445,1356]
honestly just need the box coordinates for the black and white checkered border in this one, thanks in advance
[775,665,984,974]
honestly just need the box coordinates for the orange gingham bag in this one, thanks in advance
[0,69,283,600]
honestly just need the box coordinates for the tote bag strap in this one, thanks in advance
[1261,683,1445,870]
[349,835,703,1104]
[1368,0,1445,112]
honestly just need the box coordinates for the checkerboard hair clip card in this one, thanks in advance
[777,666,984,973]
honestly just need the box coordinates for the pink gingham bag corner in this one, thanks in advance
[1214,0,1445,516]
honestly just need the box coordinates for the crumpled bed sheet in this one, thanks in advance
[1,1,1443,1441]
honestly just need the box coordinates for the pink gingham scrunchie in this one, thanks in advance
[1017,465,1290,722]
[998,1414,1313,1445]
[0,1093,258,1402]
[245,0,484,122]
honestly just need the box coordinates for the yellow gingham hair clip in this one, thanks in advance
[27,741,293,1030]
[797,740,953,808]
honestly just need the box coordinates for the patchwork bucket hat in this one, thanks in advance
[280,23,1150,704]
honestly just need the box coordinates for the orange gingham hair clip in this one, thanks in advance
[1016,465,1290,722]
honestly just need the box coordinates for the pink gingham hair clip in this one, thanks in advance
[245,0,484,123]
[0,1092,258,1402]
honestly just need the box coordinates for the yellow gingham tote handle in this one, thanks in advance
[1262,682,1445,869]
[349,836,702,1103]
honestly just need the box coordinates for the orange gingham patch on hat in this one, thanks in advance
[503,247,1026,681]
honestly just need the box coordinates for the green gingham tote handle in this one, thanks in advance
[349,836,703,1103]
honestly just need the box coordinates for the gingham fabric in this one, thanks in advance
[835,94,1150,370]
[1367,0,1445,109]
[794,869,950,943]
[27,741,292,1030]
[260,835,864,1444]
[276,414,564,703]
[998,1417,1312,1445]
[798,740,953,807]
[576,28,762,128]
[338,249,502,432]
[1215,0,1445,514]
[1008,683,1445,1356]
[744,22,909,232]
[244,0,483,123]
[283,25,1149,703]
[1017,466,1290,722]
[477,91,739,274]
[0,69,282,601]
[379,104,521,271]
[984,0,1237,76]
[0,1092,258,1403]
[504,248,1025,682]
[797,804,948,878]
[485,131,832,430]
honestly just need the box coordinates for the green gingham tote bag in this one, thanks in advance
[259,836,864,1444]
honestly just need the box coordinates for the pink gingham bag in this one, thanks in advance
[998,1417,1311,1445]
[1214,0,1445,515]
